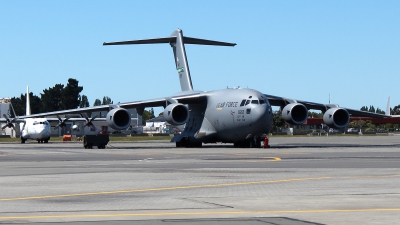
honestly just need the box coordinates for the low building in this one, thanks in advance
[143,116,166,133]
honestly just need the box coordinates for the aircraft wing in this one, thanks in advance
[264,94,388,118]
[17,91,207,119]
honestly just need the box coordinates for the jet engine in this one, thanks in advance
[323,108,350,129]
[281,103,308,125]
[163,103,189,125]
[106,108,131,130]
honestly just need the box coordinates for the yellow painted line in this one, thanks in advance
[250,157,281,162]
[264,157,281,161]
[1,174,398,202]
[0,176,330,202]
[1,208,400,220]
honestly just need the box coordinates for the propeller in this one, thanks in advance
[80,113,98,131]
[54,115,70,130]
[1,114,17,130]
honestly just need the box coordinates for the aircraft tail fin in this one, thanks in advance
[386,96,391,116]
[103,29,236,92]
[26,86,31,116]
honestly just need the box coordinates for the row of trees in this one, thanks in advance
[360,106,385,114]
[10,78,113,116]
[9,78,155,125]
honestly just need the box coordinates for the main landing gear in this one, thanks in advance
[21,138,49,143]
[37,138,49,143]
[175,138,203,148]
[233,137,263,148]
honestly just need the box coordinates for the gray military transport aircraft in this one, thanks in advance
[15,29,388,147]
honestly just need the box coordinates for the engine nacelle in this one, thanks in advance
[106,108,131,130]
[281,103,308,125]
[163,103,189,125]
[323,108,350,129]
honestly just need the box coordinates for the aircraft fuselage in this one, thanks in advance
[179,88,273,146]
[21,118,51,143]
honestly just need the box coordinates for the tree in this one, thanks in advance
[102,96,113,105]
[93,99,101,106]
[142,108,155,125]
[41,84,64,112]
[10,92,43,116]
[308,111,323,118]
[360,106,368,111]
[62,78,83,110]
[79,95,90,108]
[368,105,375,113]
[375,108,385,115]
[272,110,285,132]
[392,105,400,115]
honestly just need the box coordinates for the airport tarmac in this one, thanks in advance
[0,135,399,224]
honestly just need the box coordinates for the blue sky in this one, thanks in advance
[1,1,399,115]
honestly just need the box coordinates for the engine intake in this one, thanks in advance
[281,103,308,125]
[163,103,189,125]
[323,108,350,129]
[106,108,131,130]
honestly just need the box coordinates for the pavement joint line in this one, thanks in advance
[1,208,400,220]
[1,174,399,202]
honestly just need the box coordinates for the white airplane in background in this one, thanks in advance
[1,86,51,143]
[1,87,117,143]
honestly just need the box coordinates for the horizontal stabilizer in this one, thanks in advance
[103,36,236,47]
[103,37,175,45]
[103,28,236,92]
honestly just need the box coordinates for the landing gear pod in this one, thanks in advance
[106,108,131,130]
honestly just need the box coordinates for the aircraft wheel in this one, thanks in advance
[249,140,254,148]
[255,137,262,148]
[21,138,26,144]
[176,139,187,148]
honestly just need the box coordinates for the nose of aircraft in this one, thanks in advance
[252,104,272,133]
[37,127,50,139]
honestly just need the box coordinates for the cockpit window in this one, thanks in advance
[251,100,259,104]
[259,100,266,104]
[245,100,250,106]
[240,99,246,107]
